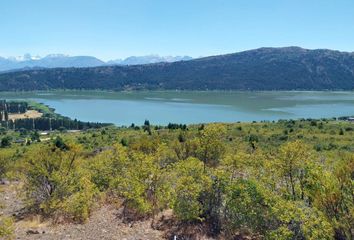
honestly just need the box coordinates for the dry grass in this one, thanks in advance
[8,110,43,121]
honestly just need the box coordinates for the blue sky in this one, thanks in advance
[1,0,353,60]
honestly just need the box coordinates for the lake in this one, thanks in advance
[1,91,354,125]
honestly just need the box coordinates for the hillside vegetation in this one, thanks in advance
[0,117,353,239]
[0,47,353,91]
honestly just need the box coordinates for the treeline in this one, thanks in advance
[0,100,28,121]
[0,100,110,131]
[0,117,109,131]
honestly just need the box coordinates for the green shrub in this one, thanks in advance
[23,142,98,222]
[0,136,11,148]
[110,148,173,217]
[172,157,211,221]
[61,176,98,222]
[173,176,204,221]
[268,199,334,240]
[224,180,272,235]
[223,179,334,239]
[0,216,13,239]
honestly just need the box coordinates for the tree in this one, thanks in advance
[268,195,334,240]
[172,157,211,221]
[306,154,354,240]
[247,134,259,150]
[0,136,11,148]
[197,124,226,168]
[30,131,40,142]
[221,152,250,181]
[275,140,315,201]
[223,179,333,239]
[130,135,160,154]
[223,179,273,236]
[4,111,8,122]
[173,176,204,221]
[54,136,68,150]
[110,147,173,219]
[144,119,150,126]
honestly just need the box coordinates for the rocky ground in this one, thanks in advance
[0,182,219,240]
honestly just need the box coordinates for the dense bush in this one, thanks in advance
[172,157,211,221]
[23,140,98,222]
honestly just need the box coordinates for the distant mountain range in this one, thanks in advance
[0,54,193,72]
[107,55,193,66]
[0,47,353,91]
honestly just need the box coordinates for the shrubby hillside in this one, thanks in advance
[0,47,353,91]
[0,118,353,239]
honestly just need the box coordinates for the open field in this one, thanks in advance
[8,110,43,121]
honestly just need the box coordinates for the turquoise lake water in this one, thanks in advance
[1,91,354,125]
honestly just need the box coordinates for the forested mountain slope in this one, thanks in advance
[0,47,353,91]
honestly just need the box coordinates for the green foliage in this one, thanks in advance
[0,136,11,148]
[224,180,272,235]
[339,128,344,135]
[223,179,334,239]
[305,154,354,240]
[0,216,13,239]
[87,146,123,191]
[197,124,226,167]
[23,142,98,222]
[30,131,40,142]
[130,135,160,154]
[172,157,211,221]
[275,140,316,200]
[61,176,98,222]
[0,149,14,178]
[1,118,353,238]
[268,198,334,240]
[109,145,173,217]
[53,136,69,150]
[173,176,204,221]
